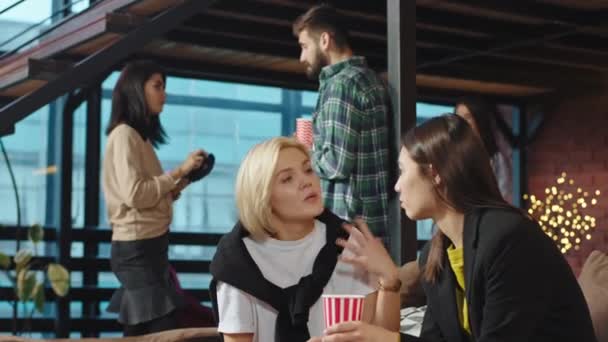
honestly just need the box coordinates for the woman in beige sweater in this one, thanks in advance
[102,60,208,336]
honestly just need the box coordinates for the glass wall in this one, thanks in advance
[0,106,55,321]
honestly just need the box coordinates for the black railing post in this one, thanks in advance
[387,0,417,264]
[82,85,101,337]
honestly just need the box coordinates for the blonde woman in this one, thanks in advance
[209,137,401,342]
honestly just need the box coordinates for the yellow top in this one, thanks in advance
[447,245,471,335]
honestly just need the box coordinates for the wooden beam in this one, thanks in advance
[417,86,527,104]
[0,12,146,95]
[417,6,538,40]
[419,62,606,92]
[0,58,73,98]
[201,3,386,41]
[180,6,608,75]
[216,0,386,24]
[416,34,608,72]
[28,58,74,80]
[417,0,608,28]
[166,25,386,67]
[181,12,388,51]
[137,55,317,90]
[416,74,549,97]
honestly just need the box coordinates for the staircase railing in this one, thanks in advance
[0,0,98,58]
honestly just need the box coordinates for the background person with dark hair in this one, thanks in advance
[455,97,513,203]
[292,4,392,245]
[102,60,210,336]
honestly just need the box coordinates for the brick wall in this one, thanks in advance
[527,90,608,276]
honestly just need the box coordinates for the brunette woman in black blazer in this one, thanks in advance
[310,114,596,342]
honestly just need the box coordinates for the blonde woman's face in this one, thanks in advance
[270,147,323,222]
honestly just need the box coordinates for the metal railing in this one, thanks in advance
[0,0,98,58]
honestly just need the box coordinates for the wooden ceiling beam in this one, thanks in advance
[164,27,386,68]
[172,18,608,74]
[421,62,607,92]
[131,55,317,90]
[417,0,608,35]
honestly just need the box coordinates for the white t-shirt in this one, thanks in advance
[216,220,375,342]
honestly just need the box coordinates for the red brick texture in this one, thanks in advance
[527,92,608,276]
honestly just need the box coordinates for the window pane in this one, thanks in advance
[70,301,82,318]
[99,75,282,234]
[0,300,10,318]
[0,240,55,260]
[165,77,282,104]
[71,241,84,258]
[70,0,91,14]
[417,102,453,120]
[417,220,435,241]
[177,273,212,289]
[98,272,119,288]
[71,271,83,287]
[72,103,87,228]
[415,102,453,242]
[0,0,52,23]
[0,107,51,226]
[302,91,318,107]
[0,0,53,53]
[99,301,118,319]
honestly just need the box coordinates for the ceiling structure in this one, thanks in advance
[2,0,608,108]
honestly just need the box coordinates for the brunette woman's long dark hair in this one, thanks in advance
[106,60,167,147]
[403,114,514,283]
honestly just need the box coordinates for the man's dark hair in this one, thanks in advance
[292,4,351,50]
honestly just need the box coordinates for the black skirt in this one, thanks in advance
[107,232,183,325]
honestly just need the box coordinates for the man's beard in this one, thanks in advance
[305,50,329,80]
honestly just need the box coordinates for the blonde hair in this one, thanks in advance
[235,137,311,240]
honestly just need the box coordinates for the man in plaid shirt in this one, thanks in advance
[293,4,391,242]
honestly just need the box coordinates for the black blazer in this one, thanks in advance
[417,207,596,342]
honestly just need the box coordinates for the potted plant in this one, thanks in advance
[0,223,70,335]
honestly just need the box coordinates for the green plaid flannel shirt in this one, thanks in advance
[312,56,391,240]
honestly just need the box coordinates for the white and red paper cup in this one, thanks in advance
[322,294,365,329]
[295,118,313,149]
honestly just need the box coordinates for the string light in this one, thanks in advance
[524,172,600,254]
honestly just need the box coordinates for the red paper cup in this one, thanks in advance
[295,118,313,149]
[322,294,365,329]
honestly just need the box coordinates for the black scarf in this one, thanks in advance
[209,209,348,342]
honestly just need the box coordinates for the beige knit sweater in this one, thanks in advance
[102,124,176,241]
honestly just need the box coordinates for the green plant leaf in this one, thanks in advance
[47,263,70,297]
[28,224,44,244]
[0,252,9,269]
[17,268,36,301]
[33,282,45,313]
[14,249,33,267]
